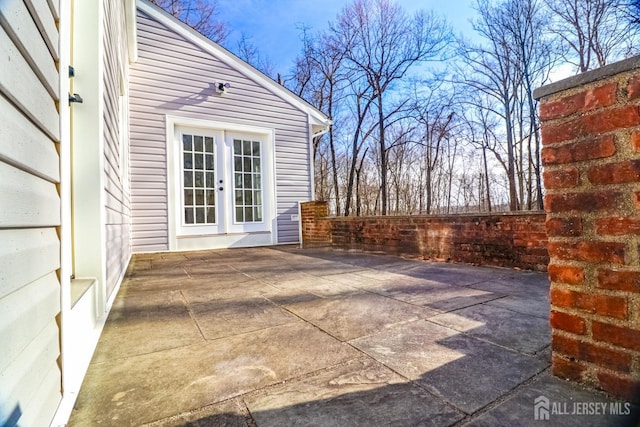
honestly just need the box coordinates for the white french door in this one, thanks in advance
[227,131,267,233]
[174,126,271,238]
[177,127,225,235]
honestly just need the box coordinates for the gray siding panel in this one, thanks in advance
[130,9,311,251]
[103,0,132,299]
[0,1,61,425]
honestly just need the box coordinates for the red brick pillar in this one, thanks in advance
[536,57,640,403]
[299,201,330,247]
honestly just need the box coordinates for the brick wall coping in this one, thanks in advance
[534,55,640,100]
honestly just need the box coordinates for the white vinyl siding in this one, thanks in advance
[103,0,132,298]
[129,9,312,252]
[0,0,62,425]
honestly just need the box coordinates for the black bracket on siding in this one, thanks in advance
[68,66,82,103]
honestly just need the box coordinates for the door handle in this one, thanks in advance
[218,187,224,191]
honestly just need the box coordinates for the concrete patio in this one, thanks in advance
[68,247,639,426]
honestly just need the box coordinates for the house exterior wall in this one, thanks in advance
[129,8,312,252]
[535,56,640,403]
[0,0,63,426]
[103,0,132,298]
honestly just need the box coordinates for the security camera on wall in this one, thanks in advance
[216,82,231,94]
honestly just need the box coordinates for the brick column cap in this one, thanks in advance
[534,55,640,100]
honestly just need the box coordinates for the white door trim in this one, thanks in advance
[165,115,277,250]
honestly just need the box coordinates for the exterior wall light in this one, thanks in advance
[216,82,231,94]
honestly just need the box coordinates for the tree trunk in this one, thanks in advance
[446,139,457,213]
[503,92,518,211]
[377,92,388,215]
[425,165,432,215]
[355,147,368,216]
[483,145,492,212]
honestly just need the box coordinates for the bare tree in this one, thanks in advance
[625,0,640,25]
[338,0,451,215]
[459,0,520,210]
[461,93,504,212]
[150,0,228,43]
[501,0,554,209]
[545,0,637,72]
[341,82,377,216]
[235,34,276,78]
[413,85,456,214]
[308,33,350,215]
[289,27,354,215]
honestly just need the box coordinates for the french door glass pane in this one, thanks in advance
[232,139,263,223]
[206,190,216,205]
[195,190,204,205]
[183,134,192,151]
[206,207,215,223]
[182,133,216,225]
[185,208,194,224]
[194,172,204,188]
[184,171,193,187]
[184,189,193,205]
[195,207,205,223]
[184,152,193,169]
[205,137,214,153]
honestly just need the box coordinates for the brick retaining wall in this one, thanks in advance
[300,202,549,271]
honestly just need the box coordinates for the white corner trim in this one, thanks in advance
[137,0,329,126]
[165,117,176,251]
[307,122,315,202]
[125,0,138,63]
[50,254,130,427]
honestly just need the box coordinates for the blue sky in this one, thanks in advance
[216,0,479,75]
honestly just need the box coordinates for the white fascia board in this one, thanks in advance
[125,0,138,63]
[311,121,331,137]
[136,0,330,126]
